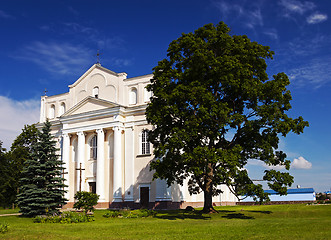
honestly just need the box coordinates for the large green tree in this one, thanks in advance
[8,124,39,206]
[146,22,308,212]
[0,142,16,208]
[0,125,39,208]
[17,120,67,217]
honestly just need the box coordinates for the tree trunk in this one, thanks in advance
[201,163,217,213]
[202,190,215,213]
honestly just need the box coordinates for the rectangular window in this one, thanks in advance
[90,135,97,160]
[142,130,150,155]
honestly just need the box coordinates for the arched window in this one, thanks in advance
[129,87,137,105]
[90,135,97,160]
[141,130,150,155]
[60,102,66,115]
[93,87,99,98]
[49,104,55,119]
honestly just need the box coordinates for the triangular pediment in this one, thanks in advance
[68,64,127,88]
[62,96,122,117]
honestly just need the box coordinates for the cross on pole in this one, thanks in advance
[44,88,48,96]
[96,50,102,65]
[76,163,85,192]
[62,168,68,178]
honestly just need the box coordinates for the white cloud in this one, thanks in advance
[214,0,263,29]
[287,57,331,89]
[279,0,315,15]
[214,1,243,18]
[307,13,328,24]
[291,156,312,169]
[0,96,40,150]
[15,41,93,75]
[0,9,14,19]
[247,159,286,170]
[264,29,279,40]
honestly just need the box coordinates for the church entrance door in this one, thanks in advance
[140,187,149,209]
[89,182,96,194]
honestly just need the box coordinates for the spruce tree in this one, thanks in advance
[17,120,67,217]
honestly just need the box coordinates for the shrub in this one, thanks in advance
[33,211,94,223]
[74,191,99,215]
[317,200,331,204]
[0,223,9,233]
[103,209,156,218]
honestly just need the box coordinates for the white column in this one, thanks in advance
[62,133,70,200]
[96,129,105,201]
[77,131,86,192]
[113,126,122,202]
[124,127,134,202]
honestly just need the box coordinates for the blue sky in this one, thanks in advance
[0,0,330,192]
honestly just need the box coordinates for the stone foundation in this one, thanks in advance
[63,200,237,210]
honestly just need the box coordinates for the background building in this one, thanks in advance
[239,187,316,205]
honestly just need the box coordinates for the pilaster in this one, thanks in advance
[62,133,70,200]
[113,126,122,202]
[124,126,134,202]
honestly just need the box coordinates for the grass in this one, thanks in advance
[0,204,330,239]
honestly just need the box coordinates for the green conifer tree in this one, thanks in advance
[17,120,67,217]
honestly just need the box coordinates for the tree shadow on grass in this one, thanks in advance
[221,213,254,219]
[217,210,236,213]
[247,210,272,214]
[155,211,211,220]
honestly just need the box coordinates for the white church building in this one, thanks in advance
[39,64,237,209]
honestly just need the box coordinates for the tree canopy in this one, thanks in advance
[0,125,39,208]
[0,141,16,208]
[146,22,309,212]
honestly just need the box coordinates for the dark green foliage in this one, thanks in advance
[74,191,99,214]
[17,120,67,217]
[0,125,38,208]
[103,209,156,218]
[0,142,16,208]
[33,211,94,223]
[146,22,309,212]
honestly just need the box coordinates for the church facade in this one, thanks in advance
[39,64,237,209]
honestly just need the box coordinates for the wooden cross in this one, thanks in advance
[62,168,68,178]
[76,163,85,192]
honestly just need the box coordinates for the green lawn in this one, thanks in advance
[0,204,330,239]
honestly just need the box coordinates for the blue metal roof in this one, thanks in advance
[265,188,315,195]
